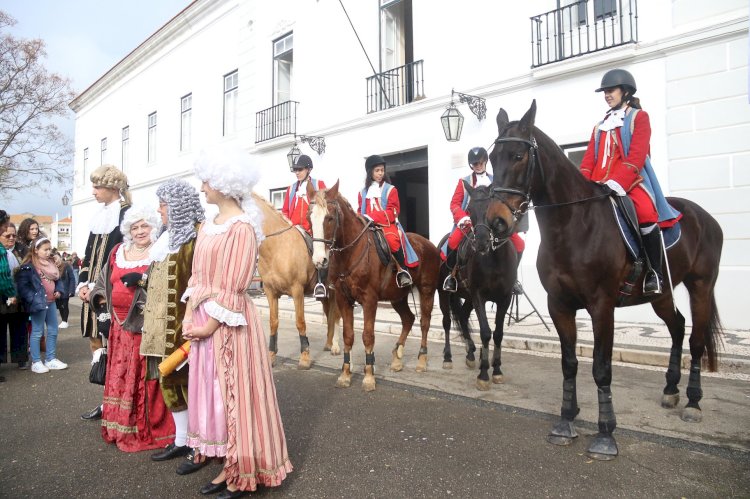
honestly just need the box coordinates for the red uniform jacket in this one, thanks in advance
[579,108,651,192]
[282,178,326,233]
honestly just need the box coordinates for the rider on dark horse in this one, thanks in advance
[282,154,328,297]
[358,154,416,288]
[579,69,681,295]
[441,146,525,292]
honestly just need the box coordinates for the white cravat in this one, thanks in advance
[296,180,309,198]
[474,172,491,187]
[598,108,627,169]
[89,200,121,235]
[366,183,382,211]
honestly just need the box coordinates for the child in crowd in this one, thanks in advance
[15,237,68,374]
[53,252,76,329]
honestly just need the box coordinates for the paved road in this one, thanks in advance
[0,302,748,498]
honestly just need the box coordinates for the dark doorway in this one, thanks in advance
[383,147,429,238]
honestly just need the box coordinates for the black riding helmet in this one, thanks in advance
[467,147,488,165]
[291,154,313,172]
[365,154,386,171]
[596,68,637,94]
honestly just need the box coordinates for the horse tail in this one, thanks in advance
[704,291,724,372]
[449,294,472,342]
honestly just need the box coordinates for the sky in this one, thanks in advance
[0,0,190,219]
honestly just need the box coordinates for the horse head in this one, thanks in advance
[308,179,341,269]
[464,181,510,255]
[489,100,541,237]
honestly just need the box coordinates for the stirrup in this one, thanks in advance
[642,270,662,296]
[442,275,457,293]
[396,269,413,288]
[313,281,328,299]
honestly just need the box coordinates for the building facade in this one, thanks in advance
[69,0,750,328]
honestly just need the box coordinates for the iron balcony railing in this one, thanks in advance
[531,0,638,68]
[366,60,425,114]
[255,100,298,143]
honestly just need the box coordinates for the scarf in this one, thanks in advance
[35,257,60,302]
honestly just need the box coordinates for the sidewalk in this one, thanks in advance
[250,292,750,378]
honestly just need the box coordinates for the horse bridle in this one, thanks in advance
[490,136,541,225]
[461,190,509,253]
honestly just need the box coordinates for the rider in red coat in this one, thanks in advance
[579,68,665,295]
[358,154,413,288]
[441,147,525,292]
[282,154,326,235]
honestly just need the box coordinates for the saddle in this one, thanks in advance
[371,226,391,266]
[295,225,314,256]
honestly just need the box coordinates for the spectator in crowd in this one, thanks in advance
[53,252,76,329]
[0,222,28,375]
[17,218,44,259]
[15,236,67,374]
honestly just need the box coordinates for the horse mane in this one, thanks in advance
[312,188,369,226]
[251,191,292,229]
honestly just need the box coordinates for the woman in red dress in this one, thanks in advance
[91,205,175,452]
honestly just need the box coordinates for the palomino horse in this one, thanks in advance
[253,193,340,369]
[307,181,441,391]
[437,182,518,390]
[487,101,723,460]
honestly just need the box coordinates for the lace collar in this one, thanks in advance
[115,244,153,269]
[89,200,123,235]
[202,213,253,235]
[149,231,175,263]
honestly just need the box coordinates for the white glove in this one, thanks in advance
[458,216,471,228]
[604,179,626,196]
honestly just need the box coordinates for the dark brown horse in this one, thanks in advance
[307,181,441,391]
[437,183,518,391]
[487,101,723,460]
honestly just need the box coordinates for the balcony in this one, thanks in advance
[366,60,425,114]
[531,0,638,68]
[255,100,298,143]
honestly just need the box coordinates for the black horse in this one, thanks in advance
[437,182,518,390]
[487,101,723,460]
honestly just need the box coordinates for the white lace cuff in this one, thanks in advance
[181,287,194,303]
[203,300,247,327]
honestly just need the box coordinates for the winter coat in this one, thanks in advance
[14,263,65,314]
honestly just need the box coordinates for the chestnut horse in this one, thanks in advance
[308,181,441,391]
[487,101,723,460]
[437,182,518,390]
[253,193,340,369]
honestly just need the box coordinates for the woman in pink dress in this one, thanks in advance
[91,205,175,452]
[183,148,292,498]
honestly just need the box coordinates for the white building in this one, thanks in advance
[69,0,750,328]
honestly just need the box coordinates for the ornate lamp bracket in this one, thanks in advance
[299,135,326,155]
[453,89,486,121]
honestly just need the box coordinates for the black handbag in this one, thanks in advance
[89,349,107,385]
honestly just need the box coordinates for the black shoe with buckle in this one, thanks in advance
[442,275,457,293]
[176,451,210,475]
[396,269,413,288]
[200,480,227,495]
[152,443,190,462]
[81,405,102,421]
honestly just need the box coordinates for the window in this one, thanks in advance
[181,94,192,152]
[83,147,89,179]
[273,33,293,105]
[223,71,238,136]
[380,0,412,71]
[270,187,286,210]
[148,112,157,163]
[561,142,588,168]
[100,138,107,165]
[121,126,129,172]
[594,0,617,20]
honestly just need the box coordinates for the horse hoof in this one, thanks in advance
[330,344,341,356]
[466,359,476,369]
[362,376,377,392]
[415,354,427,373]
[476,379,490,391]
[587,433,618,461]
[442,361,453,370]
[390,357,404,372]
[323,344,331,352]
[269,351,277,367]
[492,374,504,384]
[547,419,578,446]
[298,351,311,370]
[335,375,351,388]
[681,406,702,423]
[661,393,680,409]
[396,344,404,360]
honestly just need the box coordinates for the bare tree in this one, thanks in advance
[0,11,75,194]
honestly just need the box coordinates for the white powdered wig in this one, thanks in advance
[193,146,264,244]
[120,204,161,249]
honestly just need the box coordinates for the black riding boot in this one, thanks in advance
[393,249,412,288]
[512,250,524,295]
[642,226,663,295]
[443,250,458,292]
